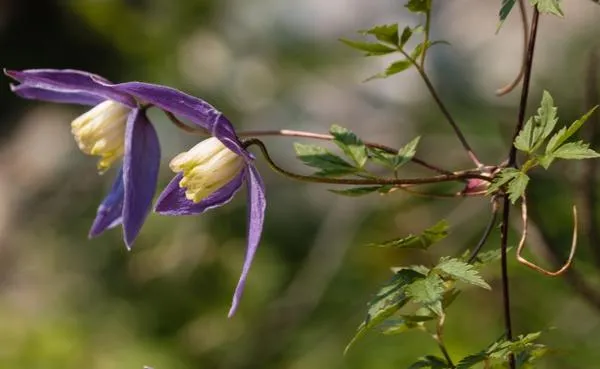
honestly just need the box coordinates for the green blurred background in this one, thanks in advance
[1,1,600,368]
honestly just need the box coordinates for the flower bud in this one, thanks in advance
[170,137,244,203]
[71,100,130,173]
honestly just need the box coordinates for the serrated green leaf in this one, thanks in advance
[408,355,450,369]
[368,220,449,249]
[551,141,600,160]
[294,143,358,177]
[456,352,487,369]
[405,274,445,316]
[329,186,391,197]
[395,136,421,169]
[514,91,557,153]
[488,168,520,194]
[400,26,413,47]
[435,257,491,290]
[546,106,598,153]
[405,0,431,13]
[507,172,529,204]
[339,39,397,56]
[345,269,424,354]
[365,59,413,81]
[457,332,544,369]
[530,0,564,16]
[330,125,368,167]
[360,23,399,45]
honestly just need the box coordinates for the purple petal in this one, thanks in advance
[89,167,125,238]
[5,69,136,108]
[228,165,266,317]
[154,170,245,216]
[122,109,161,249]
[11,84,104,106]
[97,80,232,132]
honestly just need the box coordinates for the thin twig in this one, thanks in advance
[517,195,578,276]
[433,313,455,368]
[496,0,529,96]
[243,138,489,186]
[509,8,541,163]
[467,199,500,264]
[500,7,541,369]
[400,50,482,168]
[163,110,454,175]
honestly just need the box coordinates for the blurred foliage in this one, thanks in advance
[2,1,600,369]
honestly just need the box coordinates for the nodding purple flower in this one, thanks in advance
[154,116,266,317]
[6,68,267,316]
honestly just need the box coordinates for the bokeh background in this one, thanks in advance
[1,1,600,368]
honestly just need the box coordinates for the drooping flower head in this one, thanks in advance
[6,69,267,315]
[5,69,160,248]
[155,115,266,317]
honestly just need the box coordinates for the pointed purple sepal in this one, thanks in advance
[5,69,136,108]
[228,165,266,317]
[89,167,125,238]
[122,109,161,249]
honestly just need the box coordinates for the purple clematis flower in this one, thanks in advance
[154,114,266,317]
[6,68,267,316]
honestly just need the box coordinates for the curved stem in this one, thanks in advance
[162,110,454,175]
[243,138,488,186]
[400,49,482,168]
[433,313,455,368]
[467,198,500,264]
[496,0,528,96]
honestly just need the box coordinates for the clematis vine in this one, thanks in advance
[6,68,266,315]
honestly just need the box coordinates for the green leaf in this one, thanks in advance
[469,247,511,266]
[405,0,431,13]
[457,332,544,369]
[330,125,368,167]
[344,269,424,354]
[369,147,398,169]
[400,26,413,47]
[408,355,450,369]
[395,136,421,169]
[507,172,529,204]
[365,59,413,81]
[530,0,564,16]
[360,23,399,46]
[405,274,445,316]
[368,220,449,249]
[498,0,517,27]
[487,168,520,194]
[551,141,600,160]
[546,105,598,153]
[514,91,557,153]
[339,38,397,56]
[378,317,423,335]
[329,186,392,197]
[294,143,358,177]
[410,40,449,61]
[434,257,491,290]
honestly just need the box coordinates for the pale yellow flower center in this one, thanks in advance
[170,137,244,203]
[71,100,129,173]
